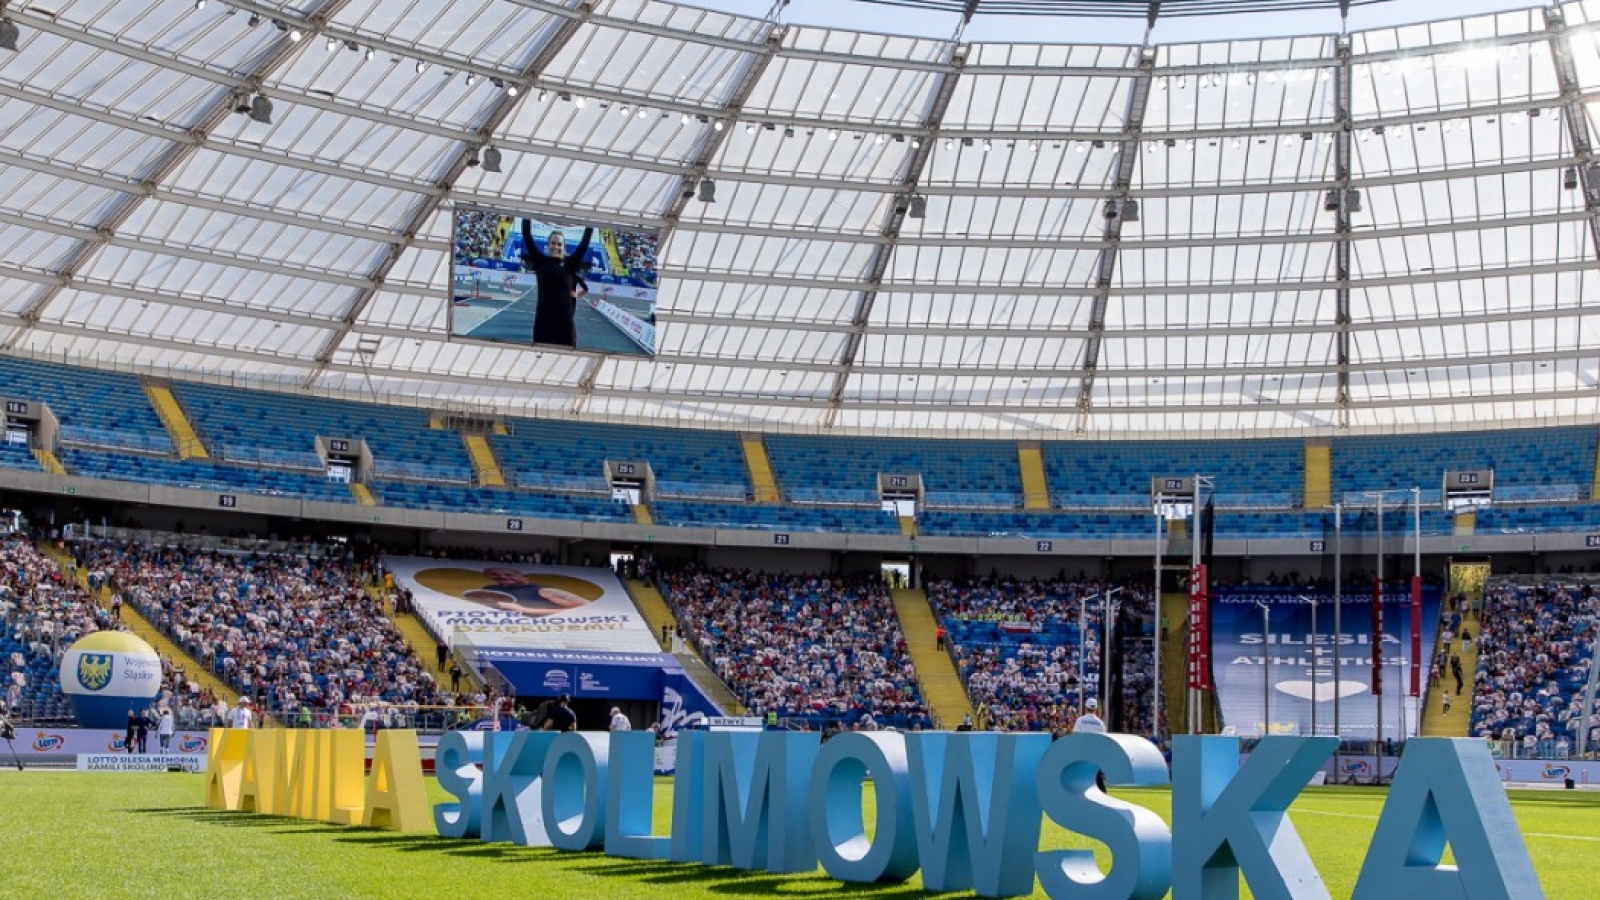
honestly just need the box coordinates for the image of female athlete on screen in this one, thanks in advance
[520,220,593,348]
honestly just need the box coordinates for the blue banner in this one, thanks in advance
[1210,585,1442,739]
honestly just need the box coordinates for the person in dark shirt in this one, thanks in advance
[519,222,593,348]
[543,694,578,732]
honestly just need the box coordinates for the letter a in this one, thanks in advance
[1350,739,1543,900]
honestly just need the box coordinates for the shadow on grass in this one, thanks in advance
[129,806,964,898]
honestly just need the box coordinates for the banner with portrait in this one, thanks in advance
[385,558,661,655]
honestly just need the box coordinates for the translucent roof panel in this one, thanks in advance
[3,0,1600,438]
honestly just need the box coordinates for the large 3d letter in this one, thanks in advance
[906,732,1051,897]
[1350,739,1544,900]
[1171,736,1337,900]
[433,730,485,839]
[542,732,610,851]
[363,730,430,831]
[204,727,247,810]
[237,728,281,814]
[809,732,918,884]
[482,731,555,845]
[701,730,819,873]
[670,730,706,863]
[283,731,330,821]
[1036,733,1172,900]
[605,731,672,860]
[323,730,367,826]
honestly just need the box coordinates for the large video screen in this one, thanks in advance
[450,207,659,356]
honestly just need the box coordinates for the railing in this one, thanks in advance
[653,480,749,501]
[57,426,173,455]
[1053,493,1149,510]
[787,486,882,505]
[511,471,611,494]
[922,490,1022,509]
[1494,484,1585,503]
[373,460,475,484]
[62,526,338,557]
[1486,739,1576,760]
[215,444,322,471]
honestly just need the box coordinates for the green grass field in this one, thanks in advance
[1,772,1595,899]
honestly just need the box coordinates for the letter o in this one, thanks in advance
[541,733,609,850]
[807,732,917,883]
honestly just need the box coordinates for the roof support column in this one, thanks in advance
[1545,8,1600,265]
[822,44,968,429]
[1072,46,1156,432]
[1332,35,1354,428]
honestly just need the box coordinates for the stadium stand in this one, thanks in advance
[174,382,474,483]
[765,435,1022,506]
[493,419,750,499]
[0,535,212,726]
[1470,579,1598,757]
[652,500,898,533]
[923,575,1159,734]
[657,566,930,730]
[83,540,450,727]
[1333,428,1597,498]
[1044,438,1303,509]
[0,357,170,454]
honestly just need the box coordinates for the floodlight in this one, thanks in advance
[482,147,502,173]
[248,94,273,124]
[698,179,715,202]
[0,18,18,52]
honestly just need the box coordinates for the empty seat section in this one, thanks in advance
[918,510,1150,538]
[652,500,899,533]
[1043,438,1301,509]
[369,481,633,521]
[174,382,473,481]
[0,357,170,453]
[1332,427,1597,499]
[492,419,750,498]
[54,449,353,501]
[764,435,1021,507]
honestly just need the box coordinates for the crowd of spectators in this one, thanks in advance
[82,540,451,727]
[659,566,930,730]
[453,210,506,263]
[1,534,218,724]
[926,574,1158,736]
[1470,580,1598,755]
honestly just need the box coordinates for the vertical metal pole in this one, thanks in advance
[1078,592,1088,720]
[1103,593,1113,715]
[1192,475,1203,735]
[1310,596,1318,737]
[1334,502,1343,774]
[1412,486,1423,739]
[1376,493,1385,781]
[1153,508,1162,740]
[1262,602,1272,737]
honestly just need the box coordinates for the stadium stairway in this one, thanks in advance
[40,542,240,713]
[891,588,974,729]
[899,515,916,537]
[740,434,782,503]
[632,503,654,526]
[1304,439,1331,508]
[349,483,377,506]
[369,584,483,694]
[462,434,507,487]
[1453,510,1476,536]
[622,578,744,714]
[143,380,209,459]
[1018,442,1051,510]
[1419,599,1482,738]
[32,447,65,475]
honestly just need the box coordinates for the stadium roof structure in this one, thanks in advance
[3,0,1600,437]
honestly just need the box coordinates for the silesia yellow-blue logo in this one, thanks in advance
[77,653,114,691]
